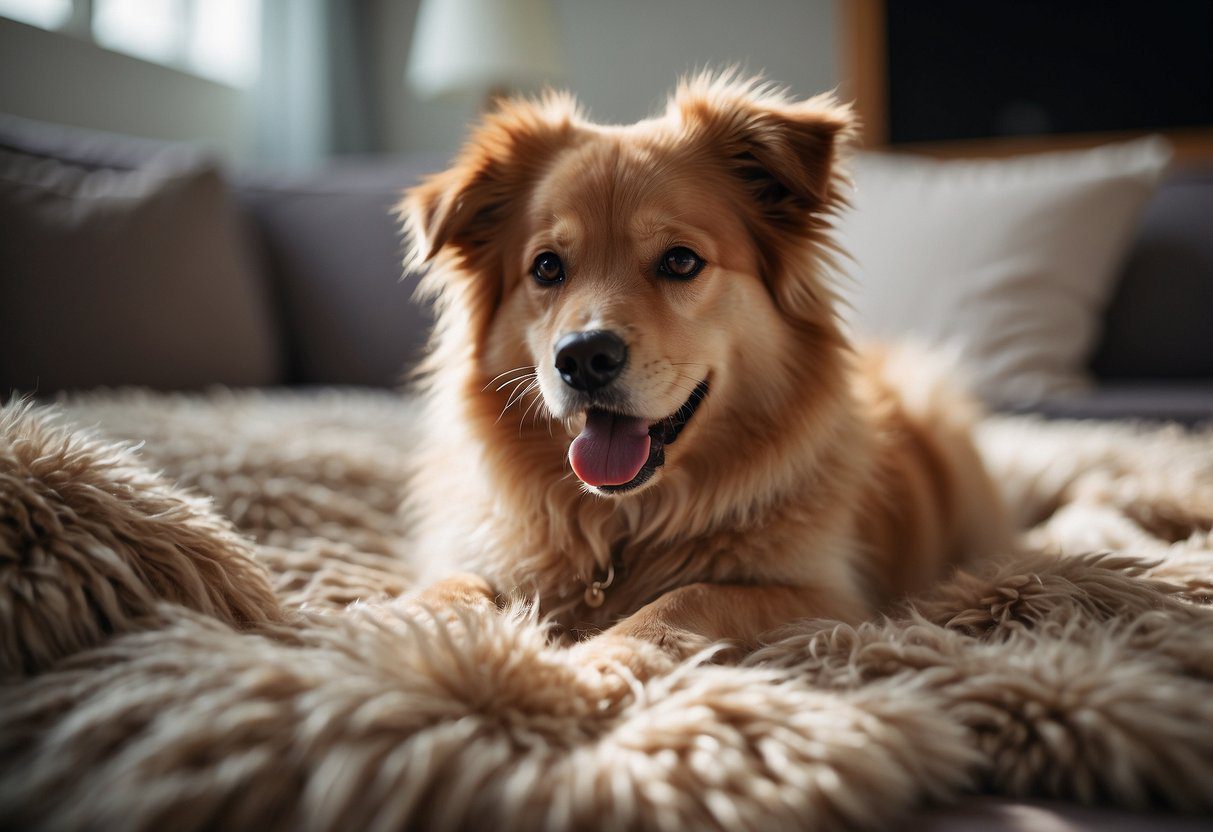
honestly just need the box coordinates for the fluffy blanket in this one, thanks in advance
[1,390,1211,831]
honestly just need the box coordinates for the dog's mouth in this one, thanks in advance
[568,379,709,493]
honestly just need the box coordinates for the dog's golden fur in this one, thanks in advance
[400,74,1010,666]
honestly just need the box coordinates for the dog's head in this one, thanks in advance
[402,74,854,497]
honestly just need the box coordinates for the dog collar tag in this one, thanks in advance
[582,562,615,608]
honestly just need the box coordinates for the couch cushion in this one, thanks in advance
[1091,165,1213,380]
[232,158,445,386]
[1005,382,1213,426]
[0,112,192,172]
[0,148,283,394]
[914,797,1211,832]
[836,139,1172,406]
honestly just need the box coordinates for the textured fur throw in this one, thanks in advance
[1,391,1211,831]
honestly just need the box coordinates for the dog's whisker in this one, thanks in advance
[494,377,536,399]
[487,365,536,385]
[515,381,542,412]
[495,379,541,425]
[496,379,529,397]
[503,378,539,411]
[495,390,526,424]
[531,389,551,425]
[673,371,712,397]
[503,380,540,427]
[671,364,710,385]
[496,372,537,393]
[526,390,552,434]
[665,379,701,399]
[519,386,548,435]
[483,365,537,391]
[496,370,536,387]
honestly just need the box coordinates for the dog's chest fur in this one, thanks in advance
[453,470,867,635]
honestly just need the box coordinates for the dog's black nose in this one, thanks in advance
[554,330,628,393]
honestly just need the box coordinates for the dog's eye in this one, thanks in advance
[532,252,565,285]
[658,247,705,279]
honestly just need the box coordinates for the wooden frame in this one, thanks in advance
[838,0,888,149]
[837,0,1213,163]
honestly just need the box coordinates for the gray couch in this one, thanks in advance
[0,114,439,393]
[1025,161,1213,425]
[2,113,1211,426]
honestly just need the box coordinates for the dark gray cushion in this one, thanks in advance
[0,114,438,388]
[1091,166,1213,380]
[914,797,1211,832]
[1006,382,1213,426]
[0,112,193,172]
[233,158,445,386]
[0,148,283,394]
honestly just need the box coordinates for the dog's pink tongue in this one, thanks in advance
[569,411,651,487]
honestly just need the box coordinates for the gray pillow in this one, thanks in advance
[233,158,445,387]
[1091,166,1213,380]
[0,149,283,394]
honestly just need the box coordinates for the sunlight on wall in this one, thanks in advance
[94,0,260,87]
[187,0,259,88]
[0,0,260,88]
[0,0,71,29]
[93,0,180,64]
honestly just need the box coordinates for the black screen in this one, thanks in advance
[885,0,1213,143]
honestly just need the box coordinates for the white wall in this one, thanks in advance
[0,17,248,157]
[370,0,839,155]
[0,1,839,161]
[559,0,838,124]
[369,0,476,157]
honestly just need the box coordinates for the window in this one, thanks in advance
[0,0,260,88]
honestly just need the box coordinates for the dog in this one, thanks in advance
[398,73,1010,670]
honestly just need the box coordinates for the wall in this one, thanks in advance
[560,0,837,125]
[0,17,248,158]
[369,0,839,155]
[368,0,472,158]
[0,1,839,161]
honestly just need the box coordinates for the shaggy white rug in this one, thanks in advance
[0,390,1211,831]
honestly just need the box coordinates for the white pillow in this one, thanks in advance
[834,138,1172,405]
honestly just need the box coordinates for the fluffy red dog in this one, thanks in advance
[399,74,1009,667]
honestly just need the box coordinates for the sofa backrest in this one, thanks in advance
[1090,164,1213,380]
[0,113,445,391]
[1,114,285,394]
[3,113,1211,393]
[232,159,443,387]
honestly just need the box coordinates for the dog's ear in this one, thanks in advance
[670,74,855,322]
[398,94,580,345]
[671,73,854,227]
[400,93,580,273]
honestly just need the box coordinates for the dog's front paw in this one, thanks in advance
[412,572,496,607]
[397,572,498,624]
[608,616,715,664]
[569,632,680,687]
